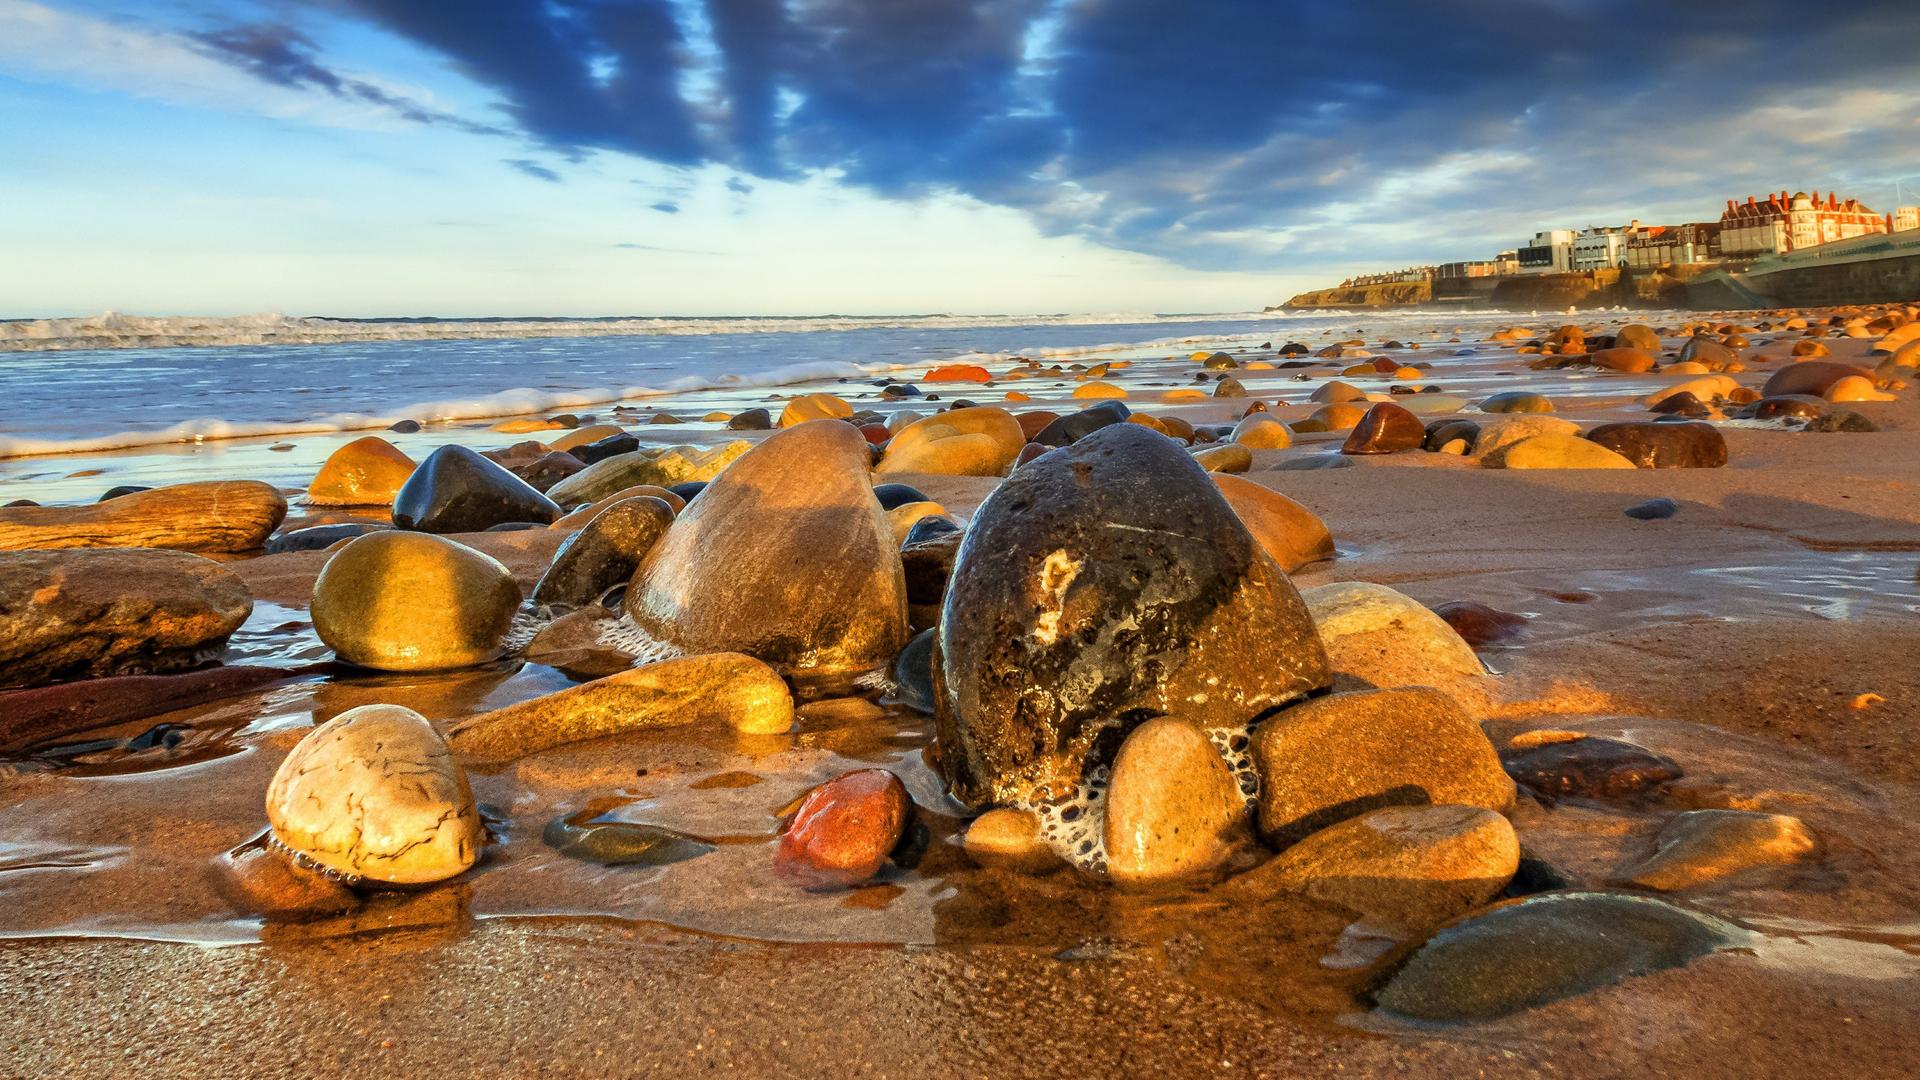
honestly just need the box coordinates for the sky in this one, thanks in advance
[2,0,1918,318]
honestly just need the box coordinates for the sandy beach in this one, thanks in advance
[3,309,1920,1077]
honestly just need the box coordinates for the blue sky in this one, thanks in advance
[2,0,1918,317]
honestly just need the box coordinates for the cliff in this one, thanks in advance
[1277,281,1431,309]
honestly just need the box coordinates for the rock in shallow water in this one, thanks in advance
[623,422,907,689]
[391,445,560,533]
[266,703,484,886]
[963,807,1064,874]
[877,406,1024,476]
[543,815,714,867]
[0,549,253,690]
[934,424,1330,808]
[1428,600,1526,647]
[310,531,521,672]
[1373,891,1734,1022]
[1102,718,1245,886]
[0,480,287,554]
[530,496,674,610]
[1301,581,1485,695]
[1615,809,1817,891]
[546,443,751,507]
[307,436,416,506]
[775,769,911,890]
[1501,734,1681,799]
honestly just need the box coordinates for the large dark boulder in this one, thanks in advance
[1584,421,1727,468]
[392,445,561,533]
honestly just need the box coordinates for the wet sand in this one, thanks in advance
[4,312,1920,1077]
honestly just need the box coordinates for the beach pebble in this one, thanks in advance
[1231,414,1293,449]
[1212,474,1334,572]
[1822,374,1895,403]
[391,444,560,533]
[775,769,912,890]
[1645,375,1738,408]
[1482,434,1636,470]
[1805,409,1877,433]
[934,423,1329,807]
[1250,687,1513,846]
[1624,497,1679,521]
[1615,809,1817,891]
[1102,718,1245,885]
[877,406,1025,476]
[624,422,906,689]
[549,483,684,528]
[1301,581,1486,696]
[531,495,675,610]
[266,703,482,886]
[1237,805,1519,929]
[1191,443,1252,473]
[1478,391,1554,414]
[1748,394,1827,421]
[886,501,947,546]
[1791,339,1830,357]
[1615,324,1660,352]
[1648,390,1709,417]
[387,419,421,433]
[925,364,991,383]
[1374,892,1733,1022]
[1213,376,1247,397]
[1761,360,1877,399]
[779,392,853,427]
[0,549,253,690]
[213,839,363,920]
[1341,402,1425,454]
[543,816,713,868]
[546,424,626,452]
[1585,421,1727,469]
[1310,380,1366,403]
[963,808,1064,874]
[522,607,636,678]
[1591,346,1656,373]
[1471,416,1578,459]
[1071,381,1128,399]
[889,627,936,713]
[870,482,929,511]
[1034,402,1129,446]
[310,531,520,671]
[1428,600,1526,646]
[1501,735,1681,799]
[307,436,416,507]
[0,480,287,554]
[266,522,390,554]
[726,408,773,431]
[546,442,751,507]
[567,431,641,465]
[1679,336,1740,369]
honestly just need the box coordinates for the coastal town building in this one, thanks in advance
[1516,230,1575,274]
[1719,191,1888,256]
[1896,206,1920,233]
[1340,266,1434,287]
[1434,260,1497,280]
[1572,225,1633,271]
[1620,222,1720,270]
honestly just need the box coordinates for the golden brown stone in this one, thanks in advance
[0,481,286,553]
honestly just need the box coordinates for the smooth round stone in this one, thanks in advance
[902,515,960,550]
[890,628,935,713]
[886,501,947,546]
[0,480,287,555]
[1307,402,1367,431]
[1824,375,1894,402]
[1615,324,1660,352]
[1160,388,1208,403]
[307,437,417,506]
[964,808,1064,874]
[543,816,714,867]
[1481,434,1636,470]
[1374,892,1734,1022]
[624,422,907,689]
[1242,804,1518,928]
[1478,391,1554,415]
[265,522,390,555]
[870,482,930,511]
[547,424,627,452]
[1424,419,1480,453]
[266,703,483,885]
[1231,415,1293,449]
[1428,600,1526,646]
[492,417,566,434]
[1806,409,1878,432]
[1191,443,1252,473]
[1212,474,1334,572]
[775,768,912,890]
[522,607,636,679]
[926,363,991,383]
[778,393,853,427]
[549,484,684,528]
[1301,581,1485,694]
[1310,380,1366,404]
[1625,496,1679,521]
[877,406,1024,476]
[1103,718,1244,886]
[1645,375,1737,408]
[1590,346,1655,373]
[1213,376,1248,398]
[531,496,675,610]
[391,444,560,533]
[1034,401,1129,446]
[1250,687,1514,846]
[1616,809,1817,891]
[1761,360,1877,399]
[447,652,794,761]
[1649,390,1709,417]
[214,840,362,920]
[512,451,588,493]
[726,408,773,431]
[1584,421,1726,469]
[1470,416,1577,459]
[1679,335,1739,368]
[1791,339,1830,357]
[1072,381,1128,399]
[1396,394,1469,415]
[1340,402,1425,454]
[935,423,1330,808]
[1749,394,1828,421]
[387,419,422,433]
[568,431,641,465]
[546,442,751,507]
[1500,734,1681,798]
[1202,351,1238,369]
[310,531,521,672]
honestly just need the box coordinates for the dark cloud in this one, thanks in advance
[725,176,754,195]
[649,200,681,213]
[503,158,561,182]
[201,0,1920,271]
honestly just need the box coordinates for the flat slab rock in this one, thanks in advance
[0,481,286,554]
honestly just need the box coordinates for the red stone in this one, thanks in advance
[0,665,289,752]
[1370,357,1399,372]
[1430,601,1528,646]
[1015,442,1049,467]
[1590,347,1655,373]
[925,364,992,384]
[859,424,891,446]
[1340,402,1426,455]
[775,769,910,890]
[1016,411,1059,442]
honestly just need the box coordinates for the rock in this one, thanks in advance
[1588,347,1656,374]
[1478,391,1554,414]
[522,607,636,679]
[213,839,362,920]
[872,483,930,510]
[307,437,416,506]
[310,531,521,672]
[1428,600,1525,646]
[266,703,483,885]
[1791,339,1831,358]
[391,445,560,533]
[1212,474,1334,572]
[1823,374,1895,403]
[0,664,287,750]
[1374,892,1733,1022]
[0,481,286,554]
[1805,409,1877,433]
[1239,805,1518,928]
[1034,401,1129,446]
[1102,718,1245,885]
[775,769,912,890]
[1341,403,1425,454]
[1761,360,1877,399]
[890,628,936,712]
[546,442,750,507]
[935,424,1330,808]
[510,451,587,493]
[1469,416,1578,459]
[1192,444,1252,473]
[547,424,626,453]
[1614,325,1660,352]
[265,522,390,554]
[1300,581,1485,695]
[1584,421,1727,469]
[877,407,1024,476]
[569,431,642,465]
[726,408,772,431]
[1231,415,1293,449]
[1615,809,1817,891]
[1501,734,1681,798]
[926,364,992,383]
[447,652,793,762]
[1310,381,1366,403]
[1645,375,1738,409]
[0,549,253,690]
[1251,687,1513,846]
[491,417,564,435]
[1423,420,1480,453]
[886,502,947,546]
[543,816,713,868]
[1307,402,1366,432]
[779,392,853,427]
[1482,434,1636,470]
[902,514,960,547]
[1649,390,1709,417]
[1749,394,1828,421]
[1624,497,1679,521]
[1679,335,1738,368]
[963,808,1064,874]
[1072,381,1127,399]
[1213,376,1247,398]
[530,496,675,610]
[624,422,907,689]
[387,419,421,433]
[549,484,684,528]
